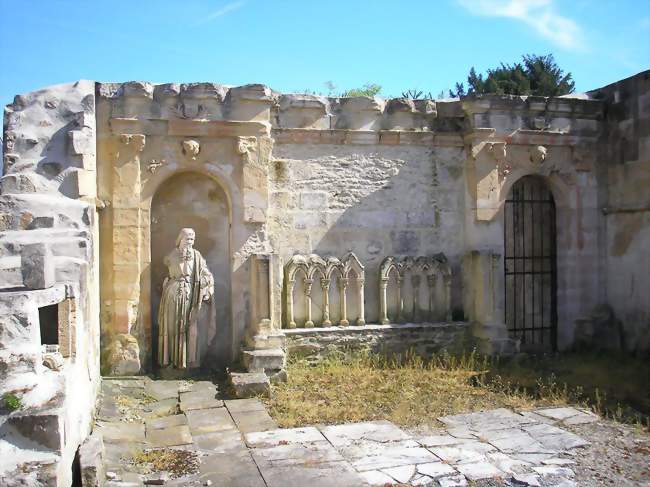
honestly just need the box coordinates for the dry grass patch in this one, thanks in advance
[267,351,576,428]
[130,448,199,478]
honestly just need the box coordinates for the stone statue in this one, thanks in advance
[157,228,214,369]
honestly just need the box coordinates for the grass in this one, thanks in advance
[266,349,650,429]
[490,351,650,425]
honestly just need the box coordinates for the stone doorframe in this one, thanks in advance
[98,117,276,373]
[464,129,601,352]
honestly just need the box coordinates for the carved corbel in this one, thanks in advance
[529,145,547,165]
[120,134,146,152]
[182,139,200,160]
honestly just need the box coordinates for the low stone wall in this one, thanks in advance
[283,322,472,362]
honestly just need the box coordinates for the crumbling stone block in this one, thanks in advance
[21,243,54,289]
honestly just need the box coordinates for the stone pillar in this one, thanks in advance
[427,274,437,323]
[339,278,349,326]
[304,278,314,328]
[396,277,404,323]
[321,278,332,326]
[412,274,421,322]
[443,274,452,322]
[463,250,518,355]
[111,134,145,336]
[380,278,389,325]
[286,278,296,329]
[357,277,366,326]
[106,133,145,375]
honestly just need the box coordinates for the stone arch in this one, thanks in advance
[503,174,557,351]
[148,170,232,370]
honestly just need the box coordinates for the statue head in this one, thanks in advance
[176,228,195,250]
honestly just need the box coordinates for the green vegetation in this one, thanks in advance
[450,54,575,97]
[267,350,649,429]
[2,392,22,411]
[340,82,383,98]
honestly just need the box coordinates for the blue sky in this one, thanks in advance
[0,0,649,107]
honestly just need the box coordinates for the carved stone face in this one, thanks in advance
[178,229,195,249]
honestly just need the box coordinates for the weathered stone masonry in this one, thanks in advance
[0,71,648,485]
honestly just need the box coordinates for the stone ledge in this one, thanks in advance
[283,321,470,335]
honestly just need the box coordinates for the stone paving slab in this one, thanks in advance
[146,424,192,447]
[251,440,345,468]
[193,429,245,453]
[320,420,412,446]
[179,390,224,412]
[97,422,146,444]
[185,407,234,435]
[259,461,364,487]
[342,440,439,471]
[224,398,268,413]
[145,413,188,430]
[229,408,277,434]
[245,426,325,448]
[143,380,181,401]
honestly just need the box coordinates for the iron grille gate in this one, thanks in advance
[504,176,557,351]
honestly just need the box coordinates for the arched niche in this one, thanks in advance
[150,171,231,370]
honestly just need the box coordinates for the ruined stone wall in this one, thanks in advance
[0,81,100,485]
[590,71,650,351]
[2,73,649,485]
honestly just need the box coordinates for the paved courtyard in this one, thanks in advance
[95,377,610,486]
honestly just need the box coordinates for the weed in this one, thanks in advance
[2,393,22,411]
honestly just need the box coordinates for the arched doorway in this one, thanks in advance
[504,175,557,351]
[150,172,231,370]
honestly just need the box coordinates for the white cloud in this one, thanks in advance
[197,1,246,24]
[456,0,584,50]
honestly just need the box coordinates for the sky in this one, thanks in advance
[0,0,649,108]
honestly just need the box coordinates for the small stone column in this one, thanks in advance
[304,278,314,328]
[396,277,404,323]
[339,278,349,326]
[357,277,366,326]
[443,274,452,322]
[412,274,421,322]
[380,278,390,325]
[286,278,296,329]
[427,274,437,322]
[321,278,332,326]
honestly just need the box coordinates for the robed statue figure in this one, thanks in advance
[157,228,214,369]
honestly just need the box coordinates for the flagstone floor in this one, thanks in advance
[96,377,642,487]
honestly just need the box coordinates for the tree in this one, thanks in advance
[450,54,575,97]
[341,83,382,97]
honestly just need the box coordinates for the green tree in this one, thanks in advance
[450,54,574,97]
[341,83,382,97]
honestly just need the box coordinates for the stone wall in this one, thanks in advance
[284,322,471,362]
[0,81,100,486]
[589,72,650,351]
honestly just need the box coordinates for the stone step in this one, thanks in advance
[228,371,271,398]
[248,332,286,350]
[242,349,285,372]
